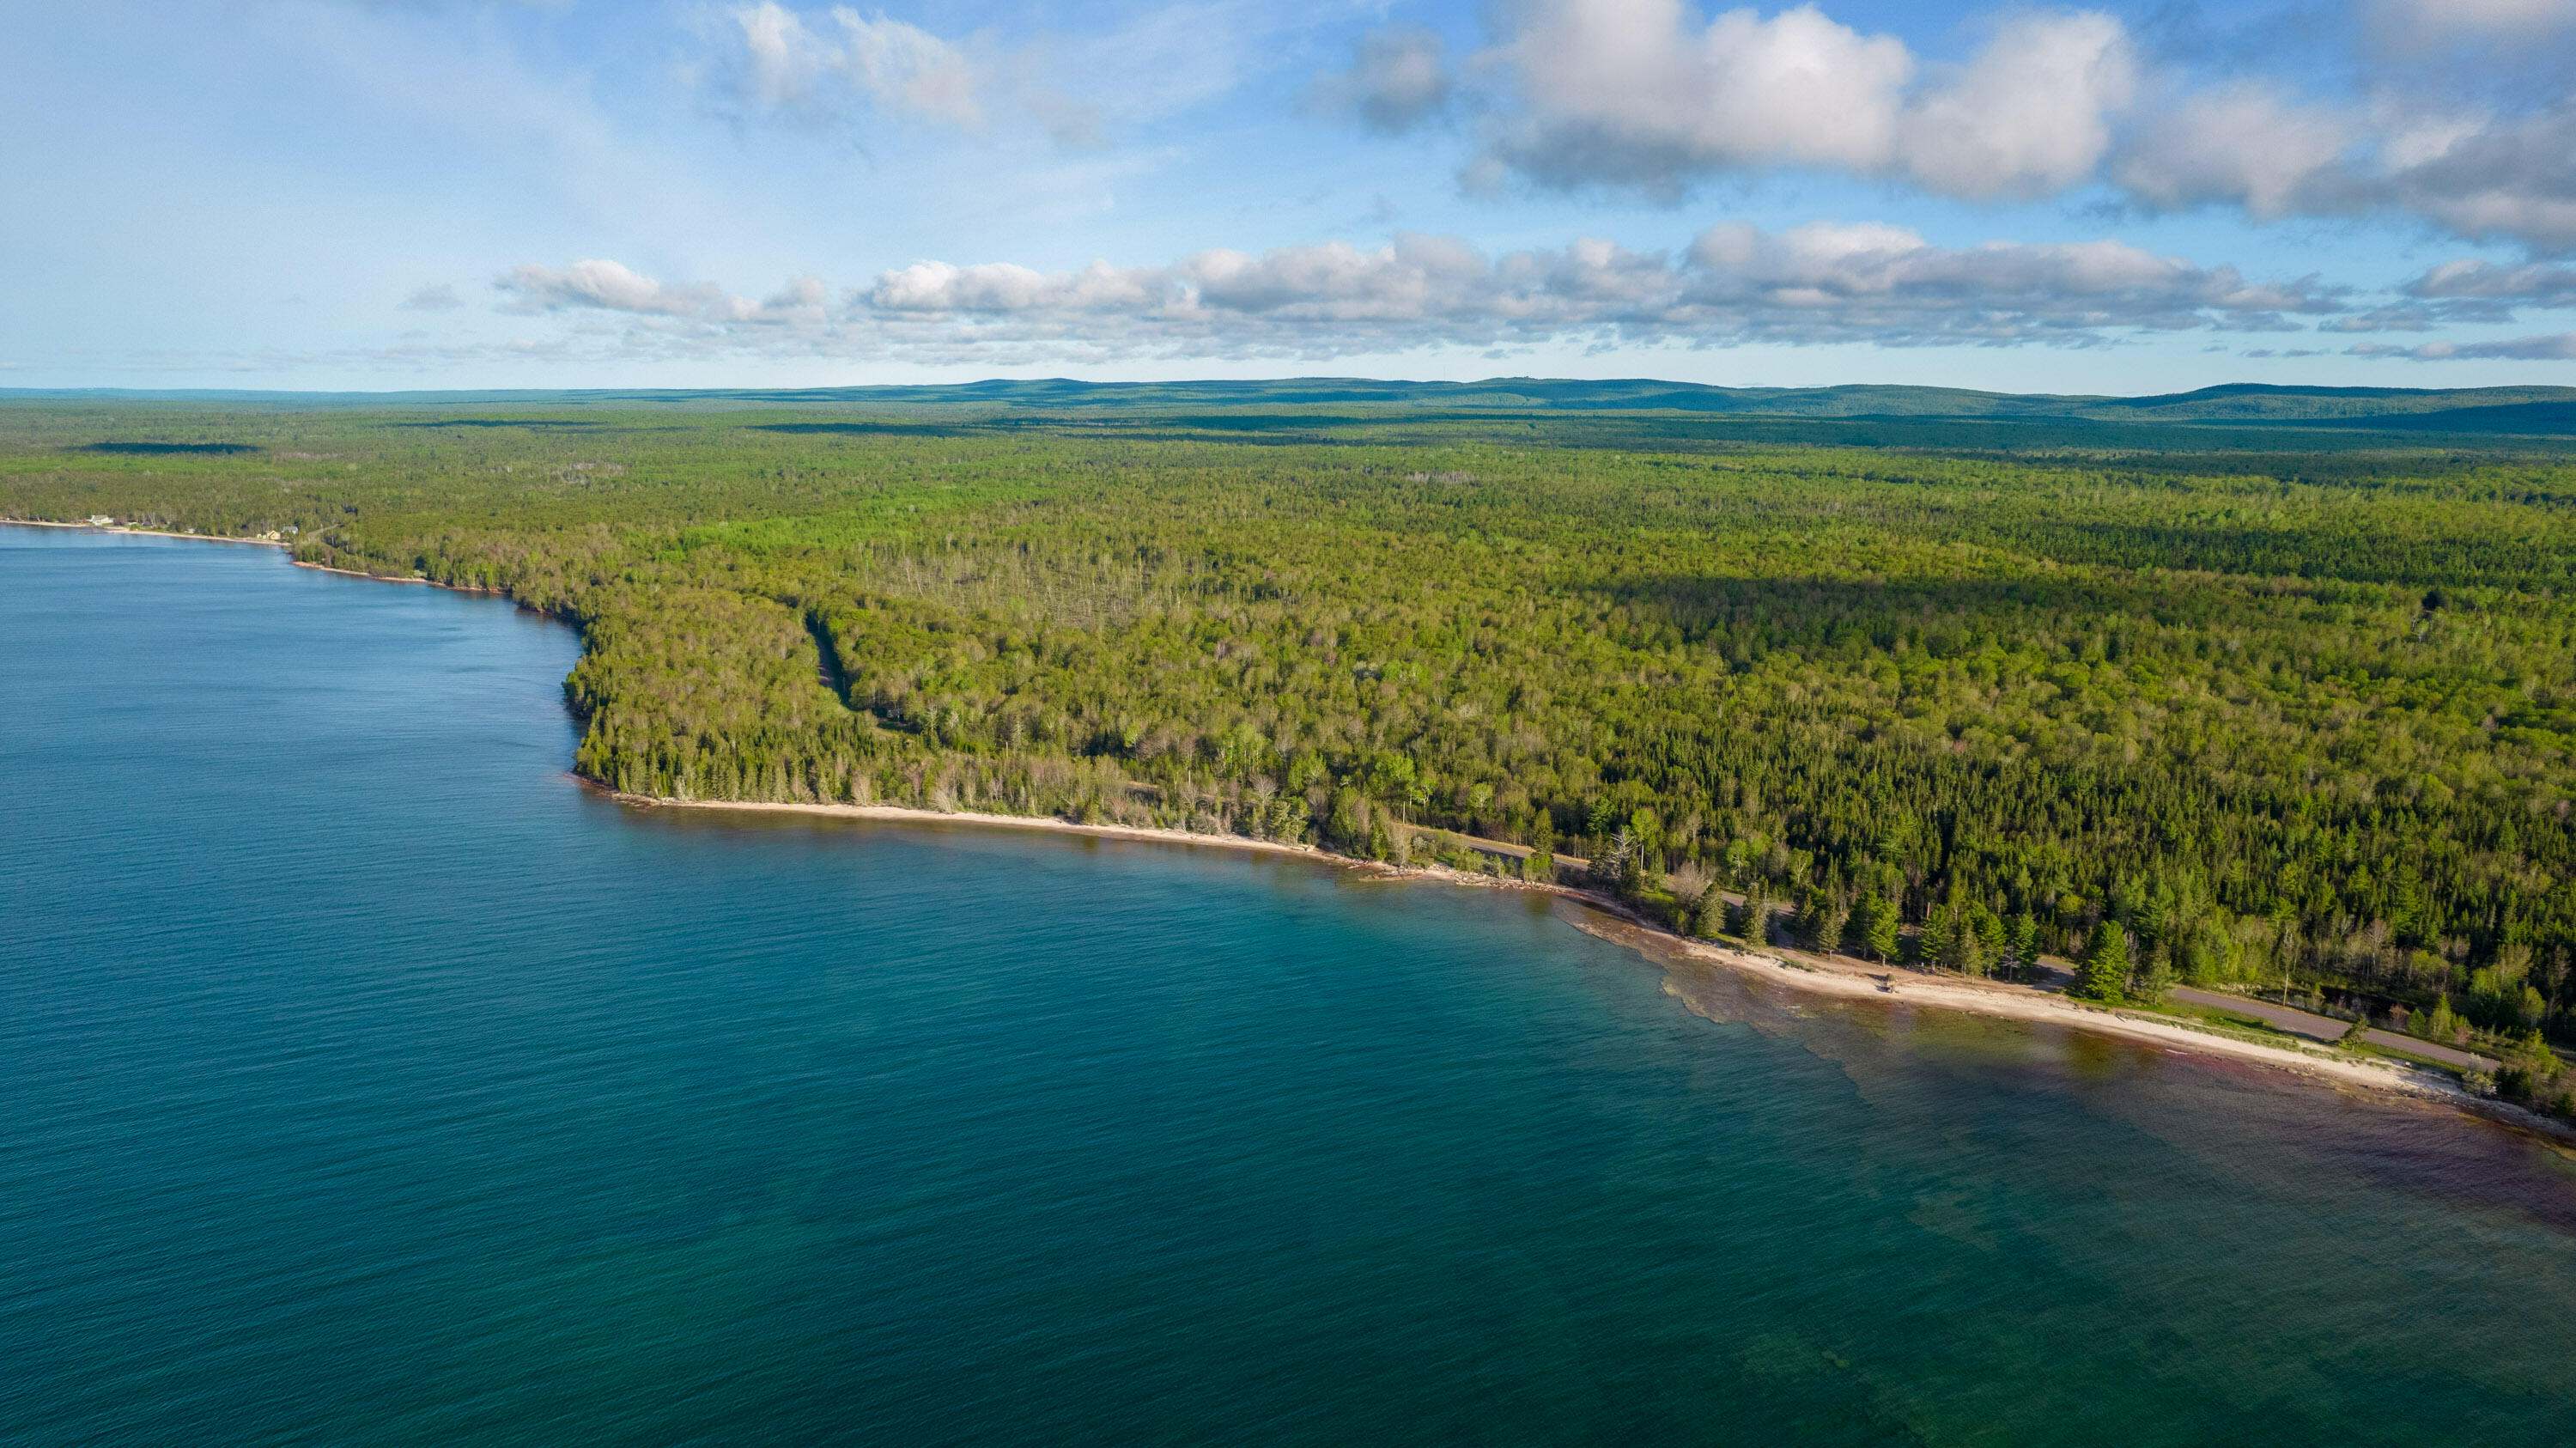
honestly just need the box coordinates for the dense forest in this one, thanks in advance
[7,389,2574,1114]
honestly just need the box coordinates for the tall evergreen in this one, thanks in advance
[2073,922,2131,1005]
[2005,912,2041,982]
[1857,894,1902,964]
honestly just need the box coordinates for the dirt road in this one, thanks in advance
[2169,985,2497,1072]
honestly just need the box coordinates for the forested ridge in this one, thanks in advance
[8,395,2575,1112]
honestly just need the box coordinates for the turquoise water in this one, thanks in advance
[4,526,2574,1445]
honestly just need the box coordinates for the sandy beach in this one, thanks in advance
[603,790,1348,862]
[3,519,286,546]
[603,788,2573,1141]
[1605,920,2478,1100]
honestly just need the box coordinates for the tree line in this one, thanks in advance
[9,399,2573,1116]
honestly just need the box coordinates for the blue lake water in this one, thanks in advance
[4,525,2575,1445]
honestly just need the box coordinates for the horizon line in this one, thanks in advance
[5,376,2574,403]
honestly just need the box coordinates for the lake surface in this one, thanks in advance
[5,525,2575,1445]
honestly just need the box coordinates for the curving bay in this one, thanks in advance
[5,526,2576,1444]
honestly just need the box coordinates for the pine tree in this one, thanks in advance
[2007,912,2040,983]
[1920,901,1956,970]
[1742,876,1772,944]
[1971,905,2006,977]
[2073,922,2130,1004]
[2133,940,2176,1005]
[1929,900,1991,976]
[1999,912,2040,979]
[2426,994,2464,1044]
[1806,890,1849,955]
[1858,894,1901,963]
[1690,889,1722,940]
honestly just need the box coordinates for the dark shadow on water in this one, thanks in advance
[81,441,259,455]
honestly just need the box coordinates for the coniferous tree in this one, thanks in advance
[2007,912,2041,983]
[1690,888,1723,940]
[1920,901,1955,970]
[1857,893,1902,963]
[2426,995,2464,1044]
[2074,922,2131,1004]
[1972,905,2007,977]
[2133,940,2177,1005]
[1804,890,1850,956]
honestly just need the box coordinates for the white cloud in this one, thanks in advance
[750,275,836,326]
[488,223,2349,365]
[2381,102,2576,253]
[2321,255,2576,330]
[868,259,1160,313]
[2352,332,2576,360]
[714,3,984,130]
[2112,82,2361,219]
[495,259,829,325]
[1313,26,1452,134]
[2403,258,2576,303]
[1678,222,2333,332]
[497,259,738,318]
[701,0,1346,149]
[1480,1,1915,194]
[1460,3,2141,200]
[2318,305,2457,333]
[2107,85,2576,254]
[1898,10,2135,199]
[1328,3,2576,255]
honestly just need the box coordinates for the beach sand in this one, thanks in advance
[603,788,2567,1141]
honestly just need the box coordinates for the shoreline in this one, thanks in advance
[18,519,2571,1150]
[594,788,1353,863]
[3,518,288,547]
[600,788,2576,1146]
[295,561,448,585]
[2,520,513,594]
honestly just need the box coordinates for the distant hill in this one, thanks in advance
[9,377,2576,437]
[2081,383,2576,423]
[746,376,2576,426]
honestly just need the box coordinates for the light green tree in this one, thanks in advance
[1857,894,1901,963]
[2073,922,2130,1004]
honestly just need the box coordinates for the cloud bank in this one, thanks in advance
[1340,1,2576,255]
[483,223,2350,365]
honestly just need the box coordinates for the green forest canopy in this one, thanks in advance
[6,387,2574,1065]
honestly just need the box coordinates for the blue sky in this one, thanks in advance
[7,0,2576,392]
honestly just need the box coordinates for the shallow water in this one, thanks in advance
[4,526,2573,1445]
